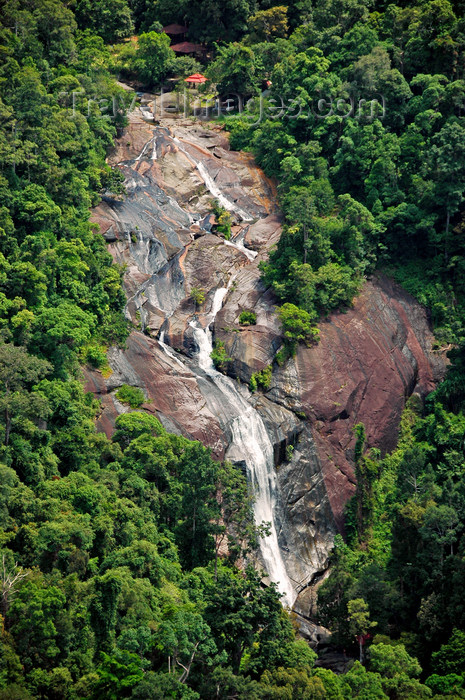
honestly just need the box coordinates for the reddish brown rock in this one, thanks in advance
[267,273,447,530]
[214,263,447,533]
[85,331,227,457]
[86,105,448,605]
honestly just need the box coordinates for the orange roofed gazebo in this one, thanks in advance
[184,73,208,87]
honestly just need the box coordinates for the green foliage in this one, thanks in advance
[207,44,258,95]
[210,200,232,239]
[260,666,327,699]
[131,31,173,86]
[348,598,377,661]
[113,411,165,447]
[3,0,465,696]
[219,1,465,359]
[250,365,272,392]
[247,6,289,44]
[93,650,145,696]
[115,384,145,408]
[0,343,52,450]
[210,340,232,373]
[0,385,278,697]
[190,287,206,307]
[369,642,422,678]
[341,662,388,700]
[183,0,255,45]
[213,4,465,685]
[75,0,134,43]
[239,310,257,326]
[432,630,465,676]
[81,344,109,370]
[276,303,320,352]
[319,375,465,688]
[275,345,292,367]
[170,56,203,80]
[425,673,464,697]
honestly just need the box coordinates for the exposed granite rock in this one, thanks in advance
[91,121,275,332]
[217,268,447,532]
[85,331,227,456]
[87,104,447,614]
[266,273,447,531]
[87,111,281,461]
[245,213,282,251]
[213,217,284,380]
[273,425,337,595]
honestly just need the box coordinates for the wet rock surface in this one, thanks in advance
[87,103,446,613]
[266,273,446,530]
[84,331,227,455]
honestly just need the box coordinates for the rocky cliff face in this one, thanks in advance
[87,104,446,619]
[217,271,446,532]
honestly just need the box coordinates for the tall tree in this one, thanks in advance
[0,344,51,447]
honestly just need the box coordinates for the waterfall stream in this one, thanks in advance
[224,235,257,262]
[187,288,296,607]
[195,162,253,223]
[124,123,296,607]
[173,137,253,222]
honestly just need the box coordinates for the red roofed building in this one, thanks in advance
[184,73,208,87]
[184,73,207,83]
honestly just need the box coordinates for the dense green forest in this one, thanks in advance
[1,0,465,697]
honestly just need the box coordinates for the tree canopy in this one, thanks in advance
[2,0,465,696]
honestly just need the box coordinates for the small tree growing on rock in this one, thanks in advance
[276,303,319,354]
[191,288,206,308]
[211,340,232,373]
[239,311,256,326]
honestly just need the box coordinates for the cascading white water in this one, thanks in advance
[135,136,155,161]
[173,137,253,222]
[131,124,295,605]
[158,331,186,368]
[224,237,257,262]
[187,288,296,607]
[195,162,253,223]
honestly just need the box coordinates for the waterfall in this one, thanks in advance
[187,288,296,607]
[135,136,155,161]
[173,137,253,222]
[195,162,253,223]
[123,122,296,607]
[224,234,257,262]
[158,331,186,368]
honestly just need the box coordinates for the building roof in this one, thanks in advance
[163,24,187,34]
[184,73,207,84]
[171,42,205,54]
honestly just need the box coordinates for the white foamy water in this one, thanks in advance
[129,130,295,606]
[195,162,253,222]
[173,137,253,222]
[158,331,186,368]
[135,136,154,161]
[187,288,296,607]
[224,238,257,262]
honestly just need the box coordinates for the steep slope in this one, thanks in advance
[87,104,446,619]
